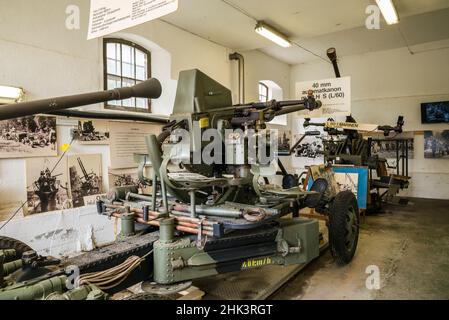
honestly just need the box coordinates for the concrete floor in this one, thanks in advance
[271,198,449,300]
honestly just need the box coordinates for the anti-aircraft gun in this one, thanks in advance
[297,48,410,212]
[0,70,360,300]
[98,69,360,287]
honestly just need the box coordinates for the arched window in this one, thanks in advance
[103,38,151,112]
[258,82,269,102]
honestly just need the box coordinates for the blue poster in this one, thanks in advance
[307,166,369,209]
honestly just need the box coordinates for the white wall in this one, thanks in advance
[0,0,291,256]
[290,39,449,199]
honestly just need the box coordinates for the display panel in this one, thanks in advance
[421,101,449,123]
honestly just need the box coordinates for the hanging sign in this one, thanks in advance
[88,0,178,40]
[296,77,351,118]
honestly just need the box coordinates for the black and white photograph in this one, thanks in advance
[109,169,140,188]
[108,167,153,194]
[71,120,110,144]
[292,133,325,171]
[25,157,70,215]
[370,133,415,159]
[294,134,324,159]
[68,154,103,208]
[424,131,449,159]
[277,129,292,155]
[0,115,57,158]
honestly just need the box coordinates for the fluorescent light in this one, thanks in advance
[376,0,399,25]
[255,22,291,48]
[0,85,24,103]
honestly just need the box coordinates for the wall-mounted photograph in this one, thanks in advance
[109,168,141,188]
[71,120,110,145]
[108,167,153,195]
[370,132,415,159]
[277,129,292,155]
[293,133,324,159]
[68,154,103,208]
[25,157,70,215]
[421,101,449,124]
[0,116,57,158]
[424,131,449,159]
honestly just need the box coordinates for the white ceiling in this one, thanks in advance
[162,0,449,64]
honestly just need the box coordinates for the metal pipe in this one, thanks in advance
[47,110,169,124]
[151,170,158,211]
[109,209,215,235]
[215,186,236,205]
[126,192,153,202]
[172,204,242,218]
[189,191,197,218]
[405,140,409,176]
[105,206,215,227]
[133,216,213,237]
[143,205,149,222]
[145,134,188,203]
[229,52,245,104]
[160,168,169,214]
[0,78,162,121]
[327,47,341,78]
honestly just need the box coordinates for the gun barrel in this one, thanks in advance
[77,157,89,180]
[274,100,322,117]
[0,78,162,121]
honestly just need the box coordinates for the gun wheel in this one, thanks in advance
[329,191,359,265]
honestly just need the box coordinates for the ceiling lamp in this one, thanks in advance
[0,85,24,104]
[375,0,399,25]
[255,22,291,48]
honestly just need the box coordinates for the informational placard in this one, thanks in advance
[296,77,351,118]
[109,121,162,169]
[88,0,178,40]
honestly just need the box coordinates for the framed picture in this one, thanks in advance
[276,129,292,155]
[68,154,103,208]
[25,157,70,215]
[424,131,449,159]
[71,120,110,145]
[370,132,414,159]
[0,115,57,159]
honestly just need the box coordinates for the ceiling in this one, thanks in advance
[162,0,449,64]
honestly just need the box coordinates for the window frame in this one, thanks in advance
[258,82,269,102]
[103,38,152,113]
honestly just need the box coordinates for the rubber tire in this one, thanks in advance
[0,236,33,260]
[329,191,359,265]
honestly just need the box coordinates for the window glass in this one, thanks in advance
[104,39,151,112]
